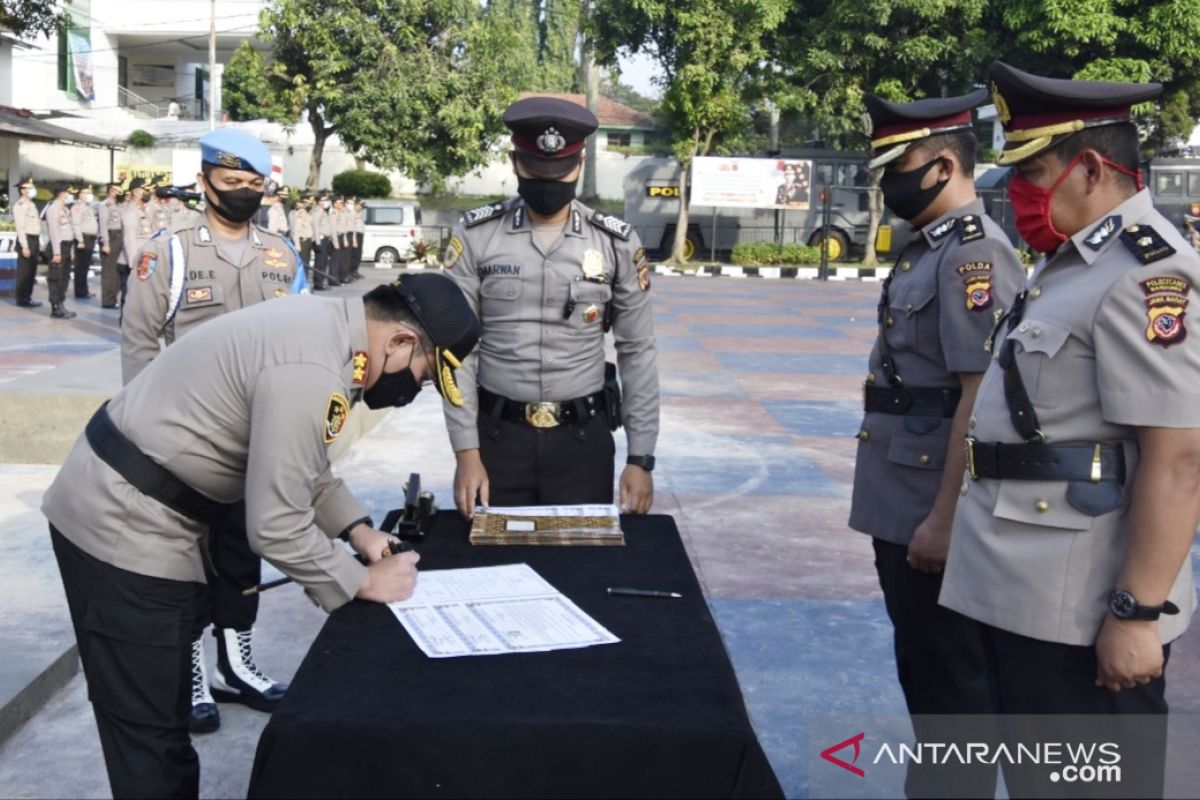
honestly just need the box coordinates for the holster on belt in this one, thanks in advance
[604,362,622,432]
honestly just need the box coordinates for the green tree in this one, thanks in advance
[591,0,789,263]
[537,0,581,92]
[0,0,66,39]
[223,0,530,191]
[600,72,660,117]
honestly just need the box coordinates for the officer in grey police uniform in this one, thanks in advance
[120,178,154,299]
[12,177,43,309]
[848,89,1025,799]
[122,128,308,735]
[332,195,356,283]
[349,196,365,281]
[267,186,289,238]
[940,62,1200,798]
[290,194,317,287]
[443,96,659,517]
[70,185,99,300]
[44,273,479,800]
[313,191,336,288]
[99,183,124,308]
[44,187,78,319]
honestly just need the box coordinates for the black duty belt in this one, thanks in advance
[964,438,1126,484]
[85,402,237,524]
[864,385,961,418]
[479,387,605,429]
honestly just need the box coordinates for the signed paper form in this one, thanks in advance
[387,563,620,658]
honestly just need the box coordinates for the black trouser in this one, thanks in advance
[74,234,96,297]
[49,241,71,304]
[352,236,362,274]
[314,238,334,286]
[873,538,1000,799]
[199,502,260,635]
[102,232,123,306]
[478,409,615,505]
[15,233,38,303]
[335,235,350,282]
[980,622,1170,799]
[297,239,314,287]
[51,526,203,800]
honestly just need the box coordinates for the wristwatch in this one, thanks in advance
[1107,589,1180,621]
[626,455,656,473]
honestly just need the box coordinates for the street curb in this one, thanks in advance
[652,264,890,282]
[0,646,79,749]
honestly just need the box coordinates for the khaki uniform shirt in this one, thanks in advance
[441,199,659,456]
[171,205,201,229]
[121,218,303,384]
[148,198,171,233]
[71,200,99,242]
[849,200,1025,543]
[43,295,372,611]
[354,207,366,235]
[332,207,353,241]
[13,196,40,250]
[290,208,314,241]
[313,205,333,242]
[942,190,1199,646]
[120,202,153,267]
[99,198,123,247]
[268,202,289,237]
[46,200,75,246]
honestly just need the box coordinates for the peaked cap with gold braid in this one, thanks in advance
[865,88,989,170]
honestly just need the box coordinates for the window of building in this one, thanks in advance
[607,132,632,148]
[57,32,68,91]
[1156,172,1185,197]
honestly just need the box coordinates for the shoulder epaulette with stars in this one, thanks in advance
[1120,224,1176,265]
[590,211,632,240]
[959,214,984,243]
[463,202,506,228]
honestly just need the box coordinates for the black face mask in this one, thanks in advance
[362,351,424,409]
[517,176,577,216]
[879,157,948,222]
[205,183,264,224]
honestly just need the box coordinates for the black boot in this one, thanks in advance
[50,304,76,319]
[211,628,287,712]
[16,299,42,308]
[189,637,221,734]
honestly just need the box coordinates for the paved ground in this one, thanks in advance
[0,270,1198,798]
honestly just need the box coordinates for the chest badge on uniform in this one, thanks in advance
[263,247,288,270]
[583,304,601,323]
[274,287,288,297]
[1083,215,1121,250]
[1140,276,1190,348]
[352,351,369,385]
[581,249,605,281]
[324,392,350,443]
[137,251,157,281]
[957,261,993,311]
[186,286,212,304]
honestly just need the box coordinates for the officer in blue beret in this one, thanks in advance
[121,126,308,737]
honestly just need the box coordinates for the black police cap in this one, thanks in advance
[504,96,598,178]
[382,273,481,407]
[865,89,988,169]
[990,61,1162,165]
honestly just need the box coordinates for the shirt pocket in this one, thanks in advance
[479,276,523,318]
[568,281,613,333]
[885,425,949,470]
[886,285,937,352]
[1003,317,1073,409]
[992,480,1094,532]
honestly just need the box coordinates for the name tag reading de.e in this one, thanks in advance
[506,520,536,532]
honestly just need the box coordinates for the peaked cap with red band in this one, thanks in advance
[503,96,598,178]
[865,89,988,170]
[990,61,1162,166]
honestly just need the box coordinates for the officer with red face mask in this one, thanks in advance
[850,89,1025,799]
[940,62,1200,798]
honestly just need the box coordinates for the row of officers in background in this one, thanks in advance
[9,178,368,319]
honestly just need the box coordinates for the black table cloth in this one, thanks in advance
[247,513,782,799]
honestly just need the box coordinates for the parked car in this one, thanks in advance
[361,199,423,266]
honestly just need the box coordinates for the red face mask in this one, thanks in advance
[1008,153,1144,254]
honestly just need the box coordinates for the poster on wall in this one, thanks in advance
[66,31,95,101]
[690,157,813,210]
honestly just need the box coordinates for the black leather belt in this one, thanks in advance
[479,387,605,429]
[965,438,1126,483]
[864,385,962,418]
[85,402,236,524]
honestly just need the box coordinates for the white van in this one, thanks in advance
[361,199,423,266]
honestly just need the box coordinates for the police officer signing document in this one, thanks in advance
[849,89,1025,798]
[443,97,659,516]
[940,62,1200,797]
[44,273,479,799]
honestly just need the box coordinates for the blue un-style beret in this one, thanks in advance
[199,127,272,177]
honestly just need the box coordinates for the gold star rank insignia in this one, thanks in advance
[352,351,369,385]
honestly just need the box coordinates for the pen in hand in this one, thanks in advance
[606,587,683,599]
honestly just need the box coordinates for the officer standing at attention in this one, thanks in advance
[313,191,337,287]
[350,196,365,281]
[332,195,354,283]
[290,193,317,287]
[120,178,154,296]
[99,183,124,309]
[12,177,43,309]
[44,187,78,320]
[122,127,307,735]
[267,186,289,238]
[443,96,659,515]
[848,90,1025,798]
[44,273,479,800]
[70,185,99,300]
[940,62,1200,798]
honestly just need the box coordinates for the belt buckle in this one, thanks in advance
[525,402,561,429]
[964,436,978,481]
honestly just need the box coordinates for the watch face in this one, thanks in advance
[1109,590,1138,619]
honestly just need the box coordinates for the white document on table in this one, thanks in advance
[474,503,621,518]
[387,563,620,658]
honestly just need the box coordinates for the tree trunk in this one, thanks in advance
[671,131,699,265]
[862,168,884,265]
[307,110,330,191]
